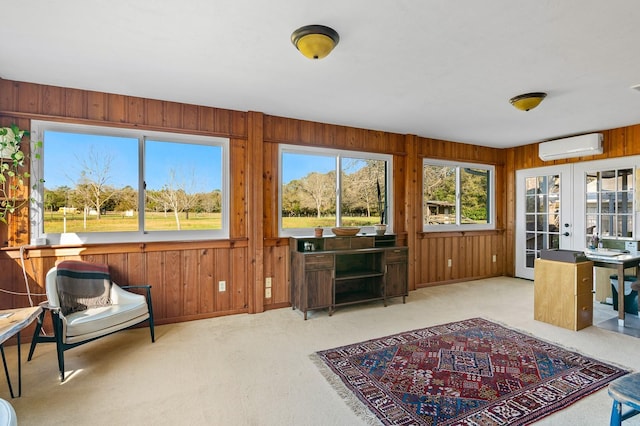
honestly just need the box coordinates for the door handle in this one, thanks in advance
[563,232,570,236]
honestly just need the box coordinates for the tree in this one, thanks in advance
[73,147,116,219]
[147,167,202,229]
[343,159,385,219]
[113,185,138,213]
[300,171,334,218]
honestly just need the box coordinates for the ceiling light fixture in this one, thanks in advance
[291,25,339,60]
[509,92,547,111]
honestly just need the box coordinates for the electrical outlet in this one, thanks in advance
[447,259,452,267]
[265,288,272,298]
[265,277,272,288]
[492,254,497,263]
[218,281,226,292]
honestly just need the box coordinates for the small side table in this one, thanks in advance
[0,306,42,398]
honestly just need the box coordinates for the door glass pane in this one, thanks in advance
[522,174,561,264]
[537,194,548,213]
[601,192,614,213]
[618,215,633,238]
[526,214,535,231]
[526,232,535,249]
[586,168,635,242]
[549,175,560,194]
[617,192,632,213]
[537,176,547,193]
[526,195,536,213]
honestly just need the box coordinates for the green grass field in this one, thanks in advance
[44,211,222,233]
[43,211,380,233]
[281,216,379,228]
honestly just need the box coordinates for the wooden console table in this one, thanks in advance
[0,306,42,398]
[290,234,408,319]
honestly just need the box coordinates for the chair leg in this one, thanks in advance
[145,286,155,343]
[55,337,65,382]
[50,312,66,382]
[611,400,622,426]
[27,310,46,361]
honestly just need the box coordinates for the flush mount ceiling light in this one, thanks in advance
[291,25,339,60]
[509,92,547,111]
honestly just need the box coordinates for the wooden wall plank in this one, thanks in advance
[87,91,107,121]
[107,93,127,123]
[164,250,182,319]
[230,138,247,239]
[146,251,166,320]
[199,248,215,313]
[214,248,230,312]
[65,87,88,118]
[41,85,64,117]
[183,248,200,316]
[232,247,248,310]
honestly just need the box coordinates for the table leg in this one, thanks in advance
[618,264,625,327]
[0,344,15,398]
[0,332,22,399]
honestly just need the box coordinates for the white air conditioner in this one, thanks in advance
[538,133,603,161]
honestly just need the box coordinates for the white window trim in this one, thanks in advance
[422,158,496,232]
[29,120,230,245]
[278,144,394,237]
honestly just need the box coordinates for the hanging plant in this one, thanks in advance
[0,124,42,224]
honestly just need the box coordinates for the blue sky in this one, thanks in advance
[44,131,222,192]
[282,152,335,183]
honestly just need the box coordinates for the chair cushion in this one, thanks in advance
[56,260,112,315]
[64,298,149,338]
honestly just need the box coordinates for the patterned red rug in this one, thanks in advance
[314,318,628,425]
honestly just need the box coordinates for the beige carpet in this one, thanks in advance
[3,276,640,425]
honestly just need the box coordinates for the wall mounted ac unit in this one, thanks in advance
[538,133,603,161]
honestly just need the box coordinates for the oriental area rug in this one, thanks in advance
[313,318,628,425]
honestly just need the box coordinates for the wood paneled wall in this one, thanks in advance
[410,137,507,287]
[0,77,510,332]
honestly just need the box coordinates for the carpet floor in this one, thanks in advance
[2,276,640,425]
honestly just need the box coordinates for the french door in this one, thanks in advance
[515,165,574,279]
[515,157,640,280]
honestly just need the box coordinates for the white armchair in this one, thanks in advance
[28,262,155,381]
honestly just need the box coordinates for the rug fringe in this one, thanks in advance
[310,353,382,425]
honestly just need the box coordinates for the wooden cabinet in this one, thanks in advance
[384,248,408,300]
[290,235,408,319]
[534,258,594,331]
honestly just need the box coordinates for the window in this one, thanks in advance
[279,145,392,236]
[30,121,229,244]
[422,159,495,231]
[585,168,634,241]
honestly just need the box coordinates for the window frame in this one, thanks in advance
[422,158,495,232]
[29,120,230,245]
[278,144,393,237]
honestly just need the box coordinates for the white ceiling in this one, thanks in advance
[2,0,640,148]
